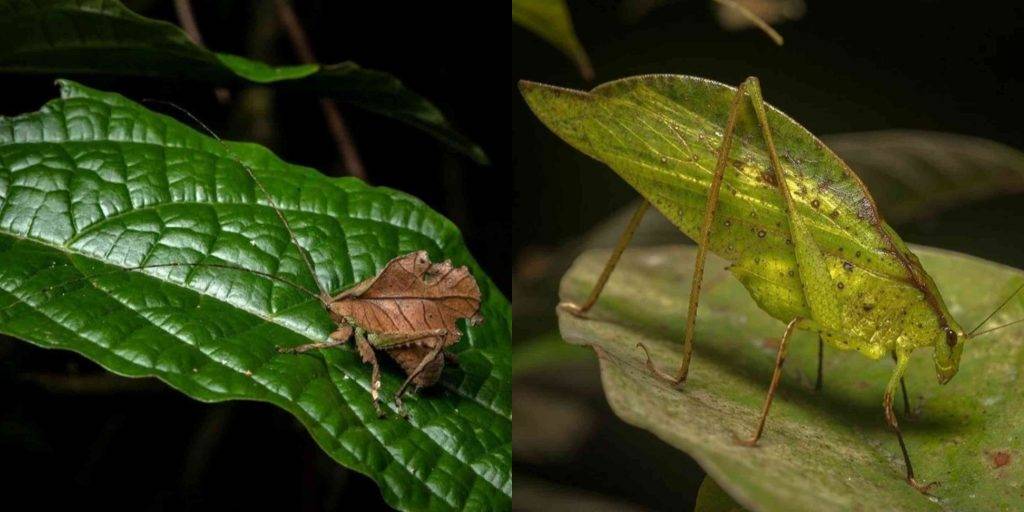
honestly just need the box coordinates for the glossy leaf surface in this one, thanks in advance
[0,80,510,511]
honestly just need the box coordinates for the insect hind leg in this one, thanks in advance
[393,343,446,418]
[636,77,750,385]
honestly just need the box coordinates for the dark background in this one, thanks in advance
[514,1,1024,510]
[0,1,504,510]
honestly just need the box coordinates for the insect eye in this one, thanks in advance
[945,328,957,347]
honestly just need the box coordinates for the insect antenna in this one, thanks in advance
[972,317,1024,338]
[141,99,334,306]
[968,281,1024,337]
[0,261,323,316]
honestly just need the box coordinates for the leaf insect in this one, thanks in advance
[520,75,1024,492]
[5,99,483,418]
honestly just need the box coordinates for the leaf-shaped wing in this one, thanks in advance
[520,76,955,345]
[331,251,482,348]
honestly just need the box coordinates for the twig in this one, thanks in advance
[714,0,785,46]
[274,0,367,181]
[173,0,204,45]
[173,0,232,103]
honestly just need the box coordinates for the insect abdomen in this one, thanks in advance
[387,346,445,388]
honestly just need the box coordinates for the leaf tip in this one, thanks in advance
[469,146,491,165]
[53,78,79,98]
[517,79,546,111]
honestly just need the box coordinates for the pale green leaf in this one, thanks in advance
[559,245,1024,511]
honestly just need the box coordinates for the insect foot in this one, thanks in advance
[908,478,939,495]
[730,431,761,448]
[557,301,592,318]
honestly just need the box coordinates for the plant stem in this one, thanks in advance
[173,0,231,103]
[274,0,367,181]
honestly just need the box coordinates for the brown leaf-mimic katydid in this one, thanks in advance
[148,103,485,418]
[519,75,1024,492]
[275,250,483,417]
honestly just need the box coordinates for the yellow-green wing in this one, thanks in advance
[520,75,954,350]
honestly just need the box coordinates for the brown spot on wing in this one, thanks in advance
[990,451,1012,469]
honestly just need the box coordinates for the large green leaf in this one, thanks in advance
[0,80,510,511]
[0,0,487,164]
[823,130,1024,223]
[695,477,748,512]
[559,245,1024,511]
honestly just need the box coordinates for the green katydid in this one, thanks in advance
[519,74,1024,492]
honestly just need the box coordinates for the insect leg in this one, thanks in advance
[814,335,824,391]
[744,77,844,338]
[885,353,936,493]
[276,325,354,353]
[366,328,448,349]
[636,78,750,385]
[891,351,912,417]
[393,343,446,418]
[562,201,650,317]
[354,329,384,417]
[734,317,801,446]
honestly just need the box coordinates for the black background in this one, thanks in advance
[514,1,1024,510]
[0,1,505,510]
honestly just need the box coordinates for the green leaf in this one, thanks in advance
[0,0,487,164]
[695,477,749,512]
[512,0,593,80]
[559,245,1024,511]
[512,330,590,375]
[0,80,510,511]
[824,130,1024,224]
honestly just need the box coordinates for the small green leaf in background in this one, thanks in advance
[0,0,487,164]
[0,80,510,511]
[512,0,593,80]
[559,245,1024,511]
[823,130,1024,224]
